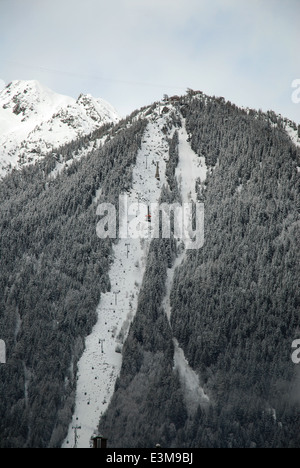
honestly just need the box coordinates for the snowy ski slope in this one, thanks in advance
[63,105,209,448]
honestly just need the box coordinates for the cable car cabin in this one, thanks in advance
[155,161,160,181]
[91,435,108,449]
[146,206,151,223]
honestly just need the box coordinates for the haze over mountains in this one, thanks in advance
[0,81,299,448]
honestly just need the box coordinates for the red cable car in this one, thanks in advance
[145,206,151,223]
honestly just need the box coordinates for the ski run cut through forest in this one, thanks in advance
[63,106,209,448]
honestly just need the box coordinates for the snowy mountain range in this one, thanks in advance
[0,82,299,449]
[0,80,119,177]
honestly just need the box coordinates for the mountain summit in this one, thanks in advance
[0,80,119,177]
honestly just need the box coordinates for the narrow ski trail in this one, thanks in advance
[63,108,172,448]
[162,120,209,415]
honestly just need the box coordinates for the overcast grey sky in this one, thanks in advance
[0,0,299,121]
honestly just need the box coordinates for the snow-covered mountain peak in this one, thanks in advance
[77,93,119,125]
[0,80,120,178]
[0,80,75,123]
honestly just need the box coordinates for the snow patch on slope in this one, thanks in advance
[284,121,300,148]
[176,119,207,203]
[162,247,209,416]
[174,340,209,414]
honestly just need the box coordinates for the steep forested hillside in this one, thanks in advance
[0,90,299,448]
[0,115,147,447]
[99,94,300,448]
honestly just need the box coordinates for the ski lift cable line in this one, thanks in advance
[3,59,187,91]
